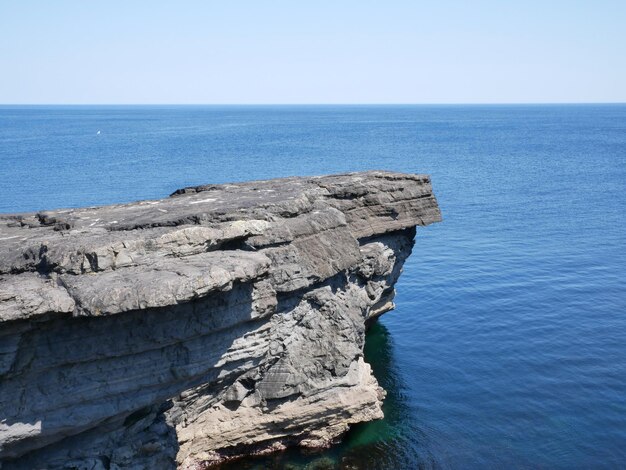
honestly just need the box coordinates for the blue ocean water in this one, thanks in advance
[1,105,625,469]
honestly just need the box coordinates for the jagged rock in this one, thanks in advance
[0,171,441,469]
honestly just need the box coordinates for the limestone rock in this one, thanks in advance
[0,171,441,468]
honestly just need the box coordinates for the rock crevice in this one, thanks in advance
[0,171,441,469]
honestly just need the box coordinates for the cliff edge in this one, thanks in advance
[0,171,441,469]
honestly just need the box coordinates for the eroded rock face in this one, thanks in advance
[0,171,441,469]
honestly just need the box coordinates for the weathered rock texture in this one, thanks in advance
[0,171,440,469]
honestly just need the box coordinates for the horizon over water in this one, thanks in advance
[1,104,625,469]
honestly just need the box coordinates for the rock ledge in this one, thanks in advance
[0,171,441,469]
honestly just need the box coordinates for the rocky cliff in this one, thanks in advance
[0,171,441,469]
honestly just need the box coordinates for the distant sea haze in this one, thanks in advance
[2,104,625,468]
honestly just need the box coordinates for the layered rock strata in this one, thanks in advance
[0,171,441,469]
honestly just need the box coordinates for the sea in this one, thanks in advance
[1,105,625,469]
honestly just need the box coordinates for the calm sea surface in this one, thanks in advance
[1,105,625,469]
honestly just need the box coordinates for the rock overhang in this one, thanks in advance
[0,170,441,468]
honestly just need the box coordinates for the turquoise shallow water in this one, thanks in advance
[1,105,625,469]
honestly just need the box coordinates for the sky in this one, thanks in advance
[0,1,624,104]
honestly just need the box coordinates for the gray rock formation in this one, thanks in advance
[0,171,441,469]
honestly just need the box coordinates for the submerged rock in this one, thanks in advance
[0,171,441,469]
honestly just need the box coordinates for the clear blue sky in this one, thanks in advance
[1,1,624,104]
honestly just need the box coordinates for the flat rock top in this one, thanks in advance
[1,171,432,231]
[0,171,441,322]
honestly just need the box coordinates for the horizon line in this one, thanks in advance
[1,101,625,107]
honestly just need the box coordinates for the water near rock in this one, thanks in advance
[0,171,440,468]
[1,104,625,469]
